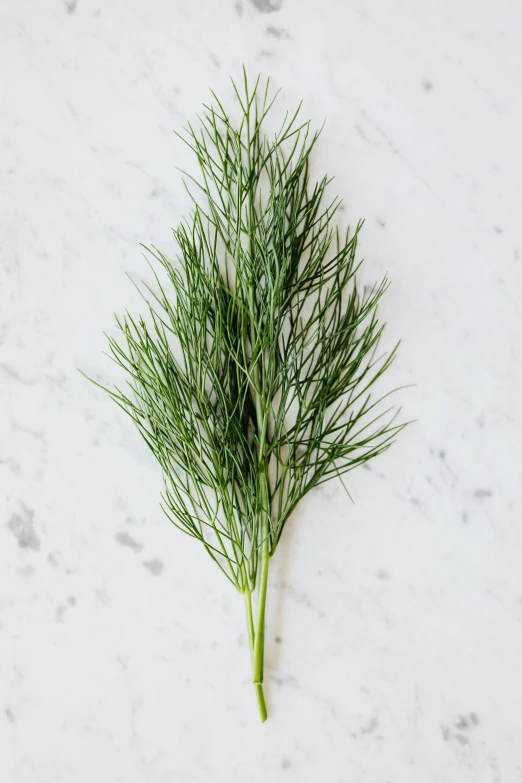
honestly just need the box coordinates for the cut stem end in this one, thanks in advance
[255,682,267,722]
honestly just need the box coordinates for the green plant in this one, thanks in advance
[90,71,405,721]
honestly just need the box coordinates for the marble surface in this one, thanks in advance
[1,0,522,781]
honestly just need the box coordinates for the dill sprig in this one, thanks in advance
[92,71,405,721]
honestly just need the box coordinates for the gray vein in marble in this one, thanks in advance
[1,363,36,385]
[284,584,326,619]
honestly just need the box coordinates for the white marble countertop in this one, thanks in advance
[1,0,522,781]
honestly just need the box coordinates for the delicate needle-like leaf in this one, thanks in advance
[90,70,406,722]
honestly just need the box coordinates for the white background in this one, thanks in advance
[1,1,522,781]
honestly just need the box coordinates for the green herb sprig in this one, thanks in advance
[91,71,405,721]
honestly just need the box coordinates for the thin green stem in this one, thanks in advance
[244,588,255,658]
[250,419,271,723]
[248,274,270,722]
[255,677,267,722]
[252,509,269,698]
[244,588,267,722]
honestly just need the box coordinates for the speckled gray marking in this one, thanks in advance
[235,1,243,15]
[361,716,379,734]
[377,568,389,580]
[5,708,15,722]
[250,0,283,13]
[454,733,469,745]
[115,531,143,553]
[456,712,480,730]
[442,714,479,746]
[281,759,292,770]
[143,558,164,575]
[266,26,289,38]
[422,79,433,91]
[8,508,40,551]
[65,0,76,12]
[475,488,493,498]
